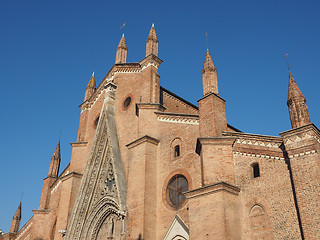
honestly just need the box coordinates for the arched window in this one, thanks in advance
[174,145,180,157]
[171,138,182,160]
[252,163,260,178]
[249,204,274,238]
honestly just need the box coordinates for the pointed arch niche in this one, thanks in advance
[249,204,275,239]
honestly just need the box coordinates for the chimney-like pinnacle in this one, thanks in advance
[146,23,159,57]
[47,141,61,178]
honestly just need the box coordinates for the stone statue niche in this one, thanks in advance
[96,214,123,240]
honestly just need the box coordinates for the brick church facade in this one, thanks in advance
[3,24,320,240]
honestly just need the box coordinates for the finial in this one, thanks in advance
[122,33,124,37]
[92,72,94,77]
[120,22,126,30]
[284,52,291,71]
[152,23,154,27]
[284,52,294,79]
[205,32,209,50]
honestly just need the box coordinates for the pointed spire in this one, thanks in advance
[84,72,96,101]
[10,202,21,233]
[203,48,216,71]
[47,141,61,178]
[202,48,218,96]
[288,71,305,100]
[115,34,127,64]
[287,70,311,129]
[146,23,159,57]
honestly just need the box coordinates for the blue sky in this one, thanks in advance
[1,0,320,232]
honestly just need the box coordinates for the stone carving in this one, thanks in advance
[65,86,127,240]
[101,163,117,196]
[106,216,114,237]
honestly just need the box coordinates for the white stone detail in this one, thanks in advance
[141,62,159,71]
[163,215,189,240]
[16,222,32,240]
[51,180,62,194]
[233,152,285,160]
[157,116,199,125]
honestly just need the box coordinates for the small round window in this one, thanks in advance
[123,96,131,109]
[166,174,188,209]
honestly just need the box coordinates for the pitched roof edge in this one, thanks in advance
[160,86,198,110]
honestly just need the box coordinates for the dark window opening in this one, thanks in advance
[123,96,131,109]
[94,116,100,127]
[253,163,260,178]
[174,145,180,157]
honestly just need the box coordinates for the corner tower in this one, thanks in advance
[198,49,227,137]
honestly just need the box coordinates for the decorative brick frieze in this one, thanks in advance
[156,112,199,125]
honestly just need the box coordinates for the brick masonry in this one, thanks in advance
[4,25,319,240]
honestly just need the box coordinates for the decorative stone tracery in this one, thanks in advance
[65,84,127,240]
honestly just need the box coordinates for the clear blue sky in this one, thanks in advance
[1,0,320,233]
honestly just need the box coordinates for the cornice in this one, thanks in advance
[136,103,166,112]
[197,92,226,103]
[139,54,163,69]
[156,112,199,126]
[185,182,240,199]
[126,135,160,149]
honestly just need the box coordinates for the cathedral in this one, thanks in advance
[2,24,320,240]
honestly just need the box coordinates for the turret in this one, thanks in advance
[287,71,311,129]
[9,202,21,234]
[38,141,61,209]
[198,48,227,137]
[202,49,218,96]
[47,140,61,178]
[146,23,158,57]
[115,34,127,64]
[84,72,96,102]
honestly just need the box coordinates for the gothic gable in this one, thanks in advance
[65,84,127,240]
[163,215,189,240]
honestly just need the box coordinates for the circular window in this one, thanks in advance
[123,96,131,109]
[94,116,100,127]
[166,174,188,209]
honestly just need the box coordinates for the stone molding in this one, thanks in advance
[126,135,160,149]
[196,137,236,155]
[32,209,52,215]
[197,91,226,103]
[136,103,166,112]
[185,182,240,199]
[70,141,88,147]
